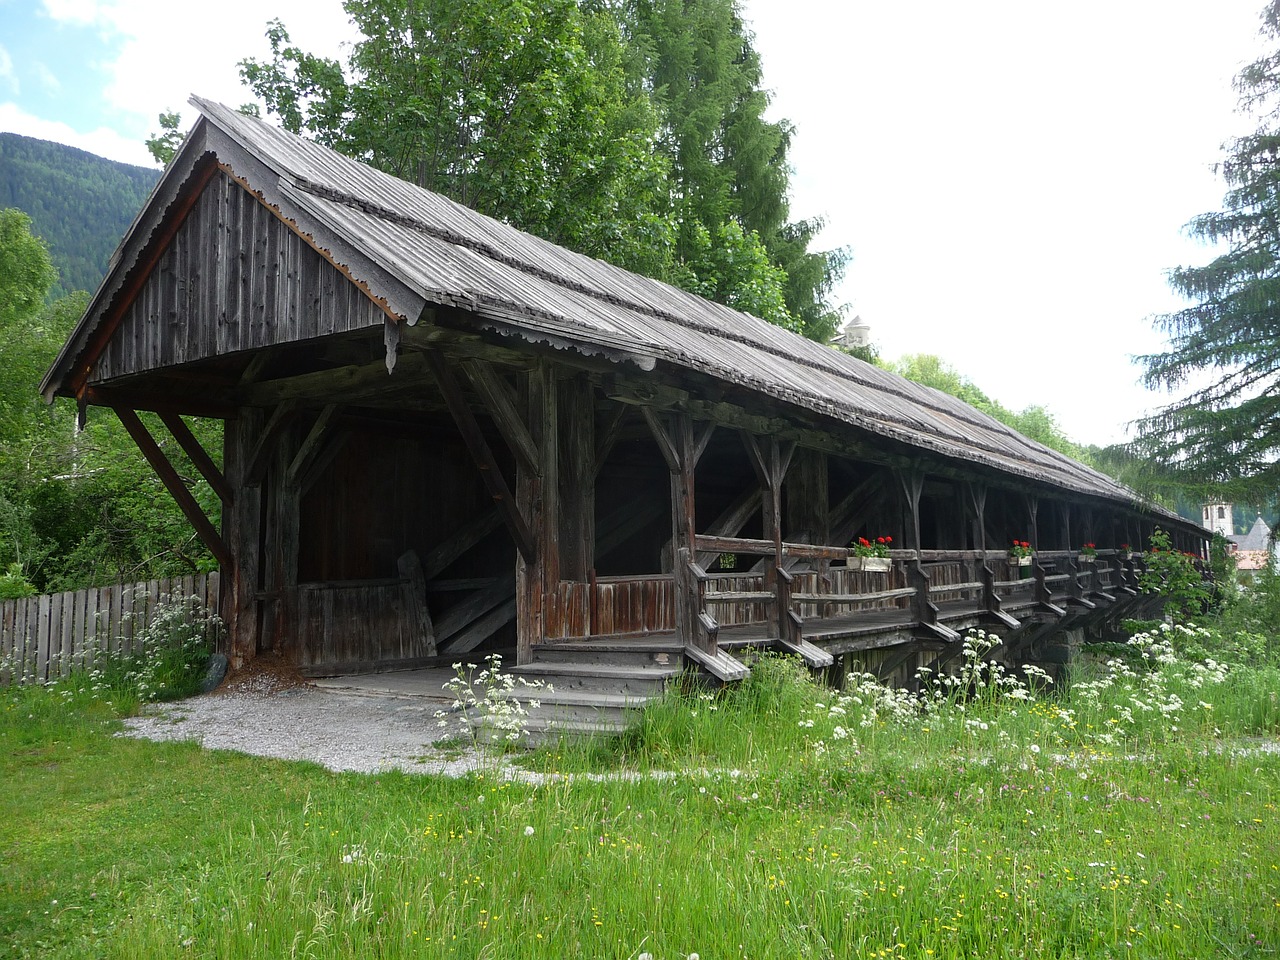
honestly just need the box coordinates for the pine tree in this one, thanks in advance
[1137,1,1280,500]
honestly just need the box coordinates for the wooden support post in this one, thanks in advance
[1061,502,1073,553]
[221,409,263,666]
[516,362,557,663]
[786,447,830,551]
[397,550,437,656]
[246,399,300,486]
[896,466,926,550]
[558,373,595,582]
[645,409,704,649]
[741,432,797,631]
[965,481,987,553]
[1025,495,1040,551]
[426,350,536,564]
[113,406,231,569]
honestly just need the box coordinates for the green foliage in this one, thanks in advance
[7,626,1280,958]
[0,561,36,600]
[1138,528,1212,620]
[0,210,219,590]
[0,133,158,298]
[1135,2,1280,500]
[241,3,676,280]
[237,0,845,338]
[622,0,847,339]
[890,353,1087,459]
[145,110,184,166]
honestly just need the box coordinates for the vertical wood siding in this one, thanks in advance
[541,576,677,640]
[295,580,434,670]
[0,574,219,685]
[92,171,387,383]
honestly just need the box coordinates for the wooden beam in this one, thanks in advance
[246,399,300,486]
[641,407,680,472]
[82,385,236,420]
[594,403,629,477]
[157,411,232,504]
[241,352,430,406]
[287,405,339,486]
[112,407,231,569]
[397,550,437,656]
[421,509,504,580]
[425,350,536,564]
[297,429,351,496]
[463,359,539,476]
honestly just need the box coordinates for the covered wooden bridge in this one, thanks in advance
[42,99,1206,690]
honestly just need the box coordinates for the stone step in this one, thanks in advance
[530,639,683,669]
[510,660,680,696]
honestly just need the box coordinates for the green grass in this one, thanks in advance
[3,628,1280,959]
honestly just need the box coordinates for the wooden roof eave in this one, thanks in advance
[41,117,431,407]
[429,307,1196,534]
[41,120,220,403]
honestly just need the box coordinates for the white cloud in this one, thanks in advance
[0,44,17,95]
[69,0,353,132]
[0,101,154,166]
[32,62,60,94]
[39,0,108,27]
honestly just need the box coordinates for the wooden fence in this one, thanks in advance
[0,573,220,685]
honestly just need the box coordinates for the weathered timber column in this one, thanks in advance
[516,361,558,663]
[742,434,796,637]
[965,481,988,553]
[261,418,302,655]
[558,373,595,582]
[785,447,829,549]
[1061,502,1073,552]
[222,408,264,667]
[895,466,926,551]
[643,409,703,646]
[670,416,698,645]
[1025,494,1040,551]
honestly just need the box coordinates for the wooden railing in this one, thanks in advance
[538,547,1147,651]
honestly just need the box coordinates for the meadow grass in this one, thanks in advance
[3,624,1279,959]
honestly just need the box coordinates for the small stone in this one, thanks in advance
[199,653,228,693]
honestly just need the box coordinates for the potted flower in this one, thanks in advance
[1078,542,1097,563]
[850,535,893,572]
[1117,543,1131,561]
[1009,539,1033,572]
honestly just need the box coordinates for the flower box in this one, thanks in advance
[1016,556,1033,567]
[1076,554,1096,564]
[850,556,892,573]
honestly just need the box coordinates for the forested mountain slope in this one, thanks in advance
[0,133,158,297]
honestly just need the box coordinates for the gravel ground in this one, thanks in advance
[119,673,492,777]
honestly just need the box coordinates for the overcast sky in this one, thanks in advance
[0,0,1270,446]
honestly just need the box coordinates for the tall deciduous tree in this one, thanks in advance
[240,0,678,280]
[238,0,843,338]
[1137,2,1280,500]
[619,0,847,339]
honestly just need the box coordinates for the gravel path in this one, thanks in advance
[119,673,492,777]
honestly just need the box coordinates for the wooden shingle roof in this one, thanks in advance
[47,97,1183,521]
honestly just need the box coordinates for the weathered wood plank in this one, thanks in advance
[397,550,437,657]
